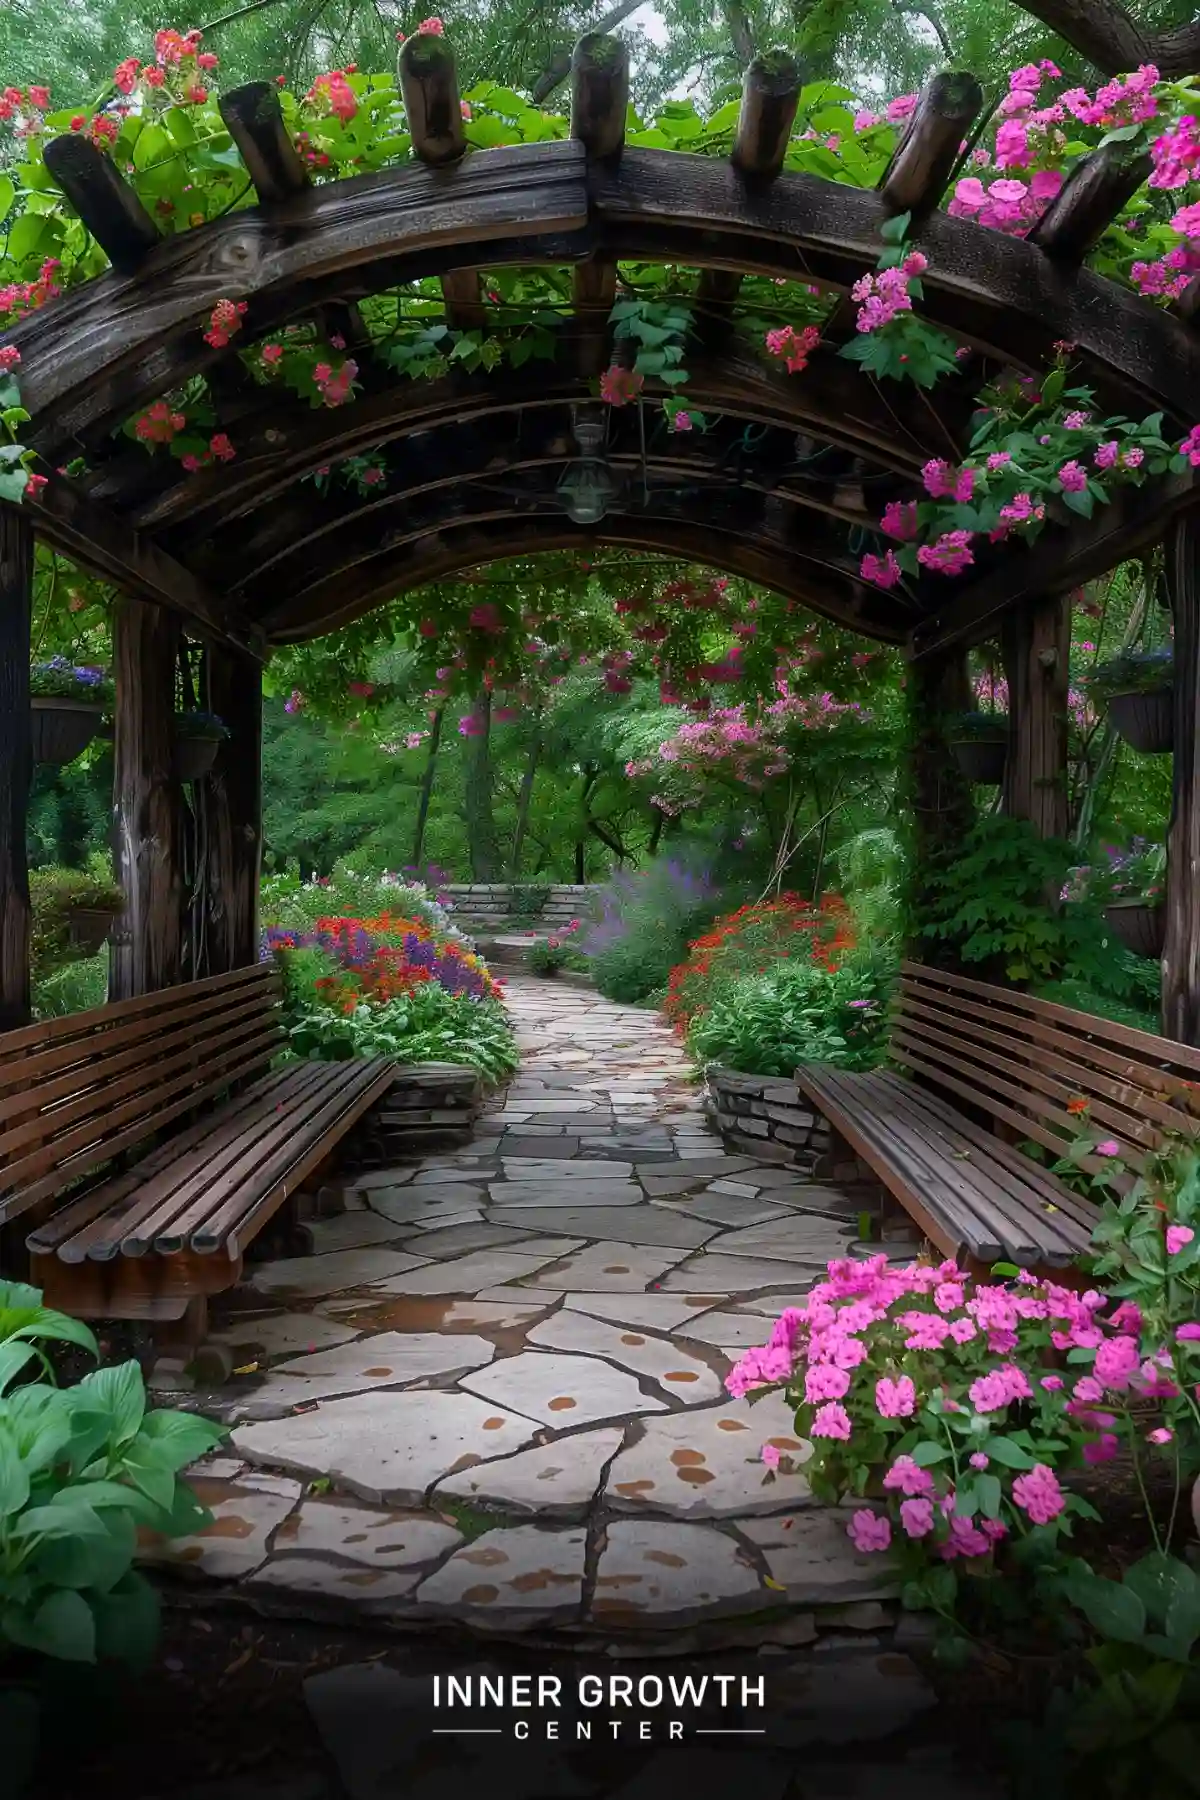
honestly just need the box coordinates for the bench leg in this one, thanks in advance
[149,1296,237,1387]
[152,1294,209,1358]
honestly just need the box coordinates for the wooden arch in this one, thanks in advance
[3,29,1200,1036]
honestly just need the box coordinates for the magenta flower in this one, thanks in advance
[761,1442,782,1470]
[1058,460,1088,493]
[874,1374,916,1418]
[1011,1464,1065,1524]
[847,1508,892,1553]
[811,1401,852,1440]
[883,1454,933,1497]
[1167,1224,1195,1254]
[860,549,902,589]
[1094,1139,1121,1157]
[917,530,975,576]
[899,1497,934,1539]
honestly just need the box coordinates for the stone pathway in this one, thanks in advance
[161,977,924,1648]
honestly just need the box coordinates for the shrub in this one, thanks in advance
[0,1280,224,1790]
[527,924,584,976]
[578,857,728,1005]
[28,861,124,984]
[285,983,518,1083]
[262,858,468,946]
[665,892,856,1033]
[29,660,113,706]
[31,955,109,1020]
[686,945,895,1078]
[266,913,501,1002]
[1064,839,1166,907]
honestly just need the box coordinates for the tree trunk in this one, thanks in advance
[200,647,262,974]
[510,724,541,878]
[109,599,184,1001]
[1163,517,1200,1043]
[0,509,33,1030]
[464,689,501,881]
[411,706,444,870]
[1002,593,1069,840]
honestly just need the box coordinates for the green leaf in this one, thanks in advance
[911,1440,950,1466]
[1065,1569,1148,1643]
[132,122,170,171]
[984,1436,1037,1471]
[0,1422,30,1516]
[6,212,50,266]
[92,1569,161,1669]
[0,1341,36,1393]
[0,176,14,225]
[879,210,911,244]
[76,1361,145,1445]
[8,1588,97,1663]
[137,1408,226,1472]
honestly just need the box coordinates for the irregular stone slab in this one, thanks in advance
[533,1241,693,1292]
[474,1285,564,1305]
[409,1168,492,1186]
[368,1248,582,1295]
[460,1350,668,1427]
[706,1178,763,1197]
[741,1511,900,1602]
[639,1173,709,1197]
[348,1167,416,1190]
[677,1311,772,1350]
[414,1524,586,1625]
[591,1520,769,1625]
[229,1332,497,1416]
[486,1183,645,1208]
[528,1312,723,1401]
[211,1312,359,1358]
[664,1194,792,1229]
[658,1255,823,1294]
[490,1204,716,1249]
[736,1292,821,1317]
[605,1394,810,1518]
[435,1427,623,1516]
[368,1186,488,1225]
[314,1295,551,1335]
[250,1248,432,1298]
[232,1391,537,1505]
[707,1220,859,1262]
[250,1557,423,1606]
[561,1292,714,1331]
[140,1472,301,1579]
[501,1158,633,1178]
[272,1498,461,1567]
[305,1213,408,1254]
[392,1221,539,1259]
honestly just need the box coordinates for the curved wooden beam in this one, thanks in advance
[255,478,904,641]
[10,139,1199,466]
[126,343,958,548]
[207,415,881,596]
[261,509,913,646]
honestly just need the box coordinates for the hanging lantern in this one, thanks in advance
[558,404,617,523]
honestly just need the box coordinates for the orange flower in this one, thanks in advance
[1066,1096,1090,1116]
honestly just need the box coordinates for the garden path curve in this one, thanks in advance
[159,977,925,1650]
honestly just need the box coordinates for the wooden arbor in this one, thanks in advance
[2,33,1199,1032]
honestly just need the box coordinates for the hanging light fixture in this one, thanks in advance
[557,404,617,524]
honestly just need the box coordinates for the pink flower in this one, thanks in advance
[1039,1374,1064,1391]
[1179,426,1200,467]
[1176,1322,1200,1342]
[1095,1333,1140,1391]
[418,16,445,32]
[847,1508,892,1553]
[1011,1464,1065,1525]
[1058,460,1088,493]
[883,1455,933,1497]
[881,500,918,541]
[599,365,643,407]
[1148,1427,1174,1445]
[1167,1225,1195,1254]
[672,410,692,432]
[1095,441,1120,470]
[810,1401,852,1440]
[0,346,19,372]
[1072,1376,1104,1403]
[1094,1139,1121,1157]
[875,1375,916,1418]
[917,531,974,577]
[886,94,918,124]
[969,1452,989,1471]
[860,550,902,589]
[1083,1432,1120,1464]
[761,1442,782,1470]
[899,1497,934,1538]
[804,1363,851,1404]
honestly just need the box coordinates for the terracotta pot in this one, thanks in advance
[1104,686,1173,755]
[172,731,221,782]
[30,698,104,766]
[951,731,1007,786]
[1103,898,1165,960]
[67,907,118,953]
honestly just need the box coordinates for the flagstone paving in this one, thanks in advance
[168,976,923,1643]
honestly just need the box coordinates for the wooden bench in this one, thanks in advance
[1,965,394,1352]
[796,961,1200,1275]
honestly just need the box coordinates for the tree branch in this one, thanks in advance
[1012,0,1200,78]
[529,0,645,104]
[723,0,757,69]
[893,0,954,61]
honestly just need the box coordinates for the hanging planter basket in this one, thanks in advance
[1103,686,1174,755]
[67,906,119,953]
[950,721,1008,787]
[1103,897,1165,960]
[172,715,228,783]
[30,698,104,766]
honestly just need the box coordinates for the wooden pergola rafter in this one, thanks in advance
[3,28,1200,1037]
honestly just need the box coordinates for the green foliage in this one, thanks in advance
[526,935,585,976]
[261,857,461,942]
[31,955,108,1021]
[28,860,123,984]
[1088,645,1174,695]
[947,710,1009,740]
[686,946,895,1078]
[916,816,1114,987]
[1033,977,1159,1036]
[582,860,729,1006]
[0,1280,224,1686]
[285,984,518,1083]
[28,663,112,705]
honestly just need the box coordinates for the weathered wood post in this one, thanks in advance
[202,646,263,972]
[109,597,185,1000]
[1163,515,1200,1043]
[905,645,976,880]
[1001,592,1070,839]
[0,509,34,1030]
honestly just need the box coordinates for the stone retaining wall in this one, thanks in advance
[442,883,591,928]
[345,1062,483,1165]
[704,1066,833,1169]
